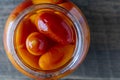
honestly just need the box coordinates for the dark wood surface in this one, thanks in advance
[0,0,120,79]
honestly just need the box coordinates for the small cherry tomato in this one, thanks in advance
[26,32,49,56]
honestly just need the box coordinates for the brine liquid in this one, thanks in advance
[14,8,76,71]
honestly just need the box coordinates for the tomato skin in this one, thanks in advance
[58,1,73,11]
[30,0,68,4]
[35,11,73,45]
[26,32,50,56]
[39,44,75,70]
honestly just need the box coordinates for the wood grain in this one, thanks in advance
[0,0,120,79]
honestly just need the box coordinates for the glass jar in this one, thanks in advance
[3,0,90,80]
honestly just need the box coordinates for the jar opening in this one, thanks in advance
[6,3,84,78]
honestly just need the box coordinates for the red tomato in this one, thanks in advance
[35,11,74,45]
[26,32,49,56]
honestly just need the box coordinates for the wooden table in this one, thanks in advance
[0,0,120,79]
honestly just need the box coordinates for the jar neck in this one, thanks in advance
[7,3,84,79]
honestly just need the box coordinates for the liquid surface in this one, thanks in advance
[14,9,76,71]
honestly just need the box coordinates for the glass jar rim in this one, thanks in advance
[6,3,84,79]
